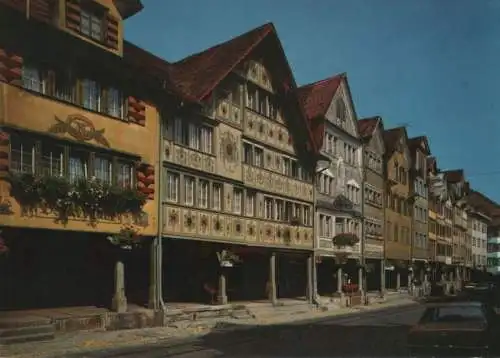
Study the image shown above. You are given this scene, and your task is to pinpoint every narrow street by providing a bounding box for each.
[57,303,424,358]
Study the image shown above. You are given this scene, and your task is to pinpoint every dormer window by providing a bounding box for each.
[80,9,103,41]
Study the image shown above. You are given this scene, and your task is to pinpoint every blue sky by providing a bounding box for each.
[125,0,500,202]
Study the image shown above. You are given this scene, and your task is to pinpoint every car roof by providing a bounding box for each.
[425,301,484,309]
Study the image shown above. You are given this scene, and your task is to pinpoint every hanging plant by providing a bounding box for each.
[8,172,146,224]
[217,249,242,267]
[107,224,143,250]
[332,233,359,247]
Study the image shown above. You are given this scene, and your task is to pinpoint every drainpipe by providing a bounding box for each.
[26,0,30,20]
[360,143,367,303]
[153,105,167,312]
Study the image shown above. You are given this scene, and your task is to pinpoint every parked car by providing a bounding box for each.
[407,301,496,357]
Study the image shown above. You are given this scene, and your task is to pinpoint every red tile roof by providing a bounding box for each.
[468,189,500,219]
[297,74,344,121]
[168,23,274,101]
[357,116,381,140]
[443,169,464,184]
[382,127,408,155]
[408,136,431,155]
[125,22,318,153]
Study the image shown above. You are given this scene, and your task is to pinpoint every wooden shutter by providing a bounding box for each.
[0,130,10,178]
[65,0,81,32]
[0,48,23,86]
[126,96,146,126]
[30,0,54,23]
[105,14,119,49]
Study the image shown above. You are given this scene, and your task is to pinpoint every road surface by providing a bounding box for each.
[59,303,425,358]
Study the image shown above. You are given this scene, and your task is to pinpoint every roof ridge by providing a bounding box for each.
[173,22,274,65]
[299,72,346,89]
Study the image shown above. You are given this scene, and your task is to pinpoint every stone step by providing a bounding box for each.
[0,331,55,345]
[0,324,55,338]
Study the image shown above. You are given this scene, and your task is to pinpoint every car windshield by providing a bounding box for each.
[422,306,486,323]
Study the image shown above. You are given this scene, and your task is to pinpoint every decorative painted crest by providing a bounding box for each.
[49,114,110,147]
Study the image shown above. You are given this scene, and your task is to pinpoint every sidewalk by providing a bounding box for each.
[3,295,417,358]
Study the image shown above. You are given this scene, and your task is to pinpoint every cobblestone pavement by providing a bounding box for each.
[3,296,416,358]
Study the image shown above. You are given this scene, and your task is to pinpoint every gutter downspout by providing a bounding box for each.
[154,105,167,313]
[360,143,367,303]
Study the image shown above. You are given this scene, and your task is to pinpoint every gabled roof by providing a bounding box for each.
[427,156,438,173]
[443,169,465,184]
[296,74,343,120]
[382,126,408,156]
[408,136,431,155]
[164,22,318,153]
[358,116,383,140]
[167,23,273,101]
[113,0,144,19]
[467,189,500,219]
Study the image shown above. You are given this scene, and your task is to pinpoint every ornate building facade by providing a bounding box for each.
[0,0,159,311]
[408,136,431,279]
[157,24,317,304]
[382,127,412,289]
[298,74,364,296]
[358,117,386,291]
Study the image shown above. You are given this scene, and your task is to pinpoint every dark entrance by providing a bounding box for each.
[0,228,113,310]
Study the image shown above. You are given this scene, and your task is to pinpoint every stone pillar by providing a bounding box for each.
[358,267,363,292]
[269,253,277,305]
[148,238,159,310]
[307,255,313,303]
[312,255,318,302]
[337,267,343,294]
[396,271,401,290]
[217,272,228,305]
[380,260,386,296]
[112,260,127,313]
[408,271,413,293]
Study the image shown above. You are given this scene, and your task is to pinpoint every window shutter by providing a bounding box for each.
[126,96,146,126]
[30,0,55,24]
[0,48,23,86]
[105,14,119,49]
[0,130,10,177]
[65,0,81,32]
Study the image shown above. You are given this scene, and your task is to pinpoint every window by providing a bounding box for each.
[54,70,74,102]
[68,150,89,183]
[40,143,64,177]
[254,147,263,167]
[283,157,291,176]
[10,135,36,174]
[166,172,179,202]
[106,87,124,118]
[264,197,273,219]
[231,84,241,106]
[303,206,311,226]
[243,143,253,164]
[116,161,133,188]
[246,190,256,216]
[188,123,200,150]
[212,183,222,210]
[233,188,243,214]
[325,216,331,237]
[200,126,213,153]
[93,156,112,184]
[336,98,346,123]
[81,79,101,111]
[80,9,103,41]
[22,64,45,93]
[275,200,284,221]
[184,176,195,206]
[198,179,209,208]
[246,86,258,111]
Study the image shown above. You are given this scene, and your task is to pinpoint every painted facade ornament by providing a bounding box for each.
[49,114,110,147]
[220,131,239,172]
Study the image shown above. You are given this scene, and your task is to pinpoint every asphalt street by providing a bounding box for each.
[59,303,425,358]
